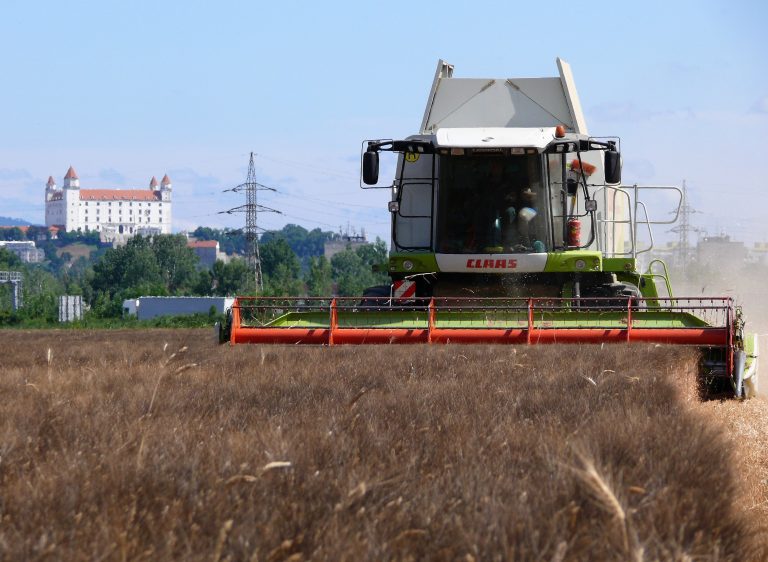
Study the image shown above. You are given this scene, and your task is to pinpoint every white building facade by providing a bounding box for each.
[0,240,45,263]
[45,166,172,242]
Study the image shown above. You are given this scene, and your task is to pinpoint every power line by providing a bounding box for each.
[257,153,359,180]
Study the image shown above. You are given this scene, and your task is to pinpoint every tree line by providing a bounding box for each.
[0,224,389,324]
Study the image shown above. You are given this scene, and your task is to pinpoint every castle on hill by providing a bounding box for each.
[45,166,172,242]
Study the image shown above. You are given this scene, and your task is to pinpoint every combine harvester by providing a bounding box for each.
[222,59,758,398]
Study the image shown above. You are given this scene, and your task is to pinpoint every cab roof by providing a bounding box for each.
[435,127,557,150]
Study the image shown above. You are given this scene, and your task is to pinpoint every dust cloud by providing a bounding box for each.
[667,245,768,394]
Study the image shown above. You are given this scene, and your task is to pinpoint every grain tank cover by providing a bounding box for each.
[420,58,588,135]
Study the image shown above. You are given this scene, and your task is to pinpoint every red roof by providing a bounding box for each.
[161,174,171,185]
[149,176,159,188]
[188,240,219,249]
[80,189,161,201]
[47,176,55,186]
[64,166,78,180]
[0,225,59,233]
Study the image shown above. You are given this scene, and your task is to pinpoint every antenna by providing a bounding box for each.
[220,152,281,292]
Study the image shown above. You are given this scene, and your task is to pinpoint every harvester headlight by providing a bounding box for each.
[403,260,414,271]
[388,201,400,213]
[575,259,586,270]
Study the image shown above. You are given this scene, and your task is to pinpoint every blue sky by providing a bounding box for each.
[1,0,766,244]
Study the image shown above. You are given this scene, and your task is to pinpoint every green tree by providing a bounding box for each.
[19,268,62,322]
[0,247,22,269]
[206,259,251,296]
[150,234,199,293]
[260,239,303,296]
[356,239,388,270]
[91,236,164,301]
[306,256,333,296]
[260,224,334,263]
[191,226,245,255]
[330,240,389,296]
[330,250,366,296]
[0,227,26,241]
[25,225,50,241]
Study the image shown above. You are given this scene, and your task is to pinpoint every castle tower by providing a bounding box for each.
[45,176,57,201]
[149,176,158,190]
[60,166,80,232]
[63,166,80,189]
[160,174,172,202]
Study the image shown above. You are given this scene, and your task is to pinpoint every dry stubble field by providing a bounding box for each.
[1,329,768,561]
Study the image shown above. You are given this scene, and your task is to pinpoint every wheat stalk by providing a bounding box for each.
[212,519,233,562]
[571,452,643,560]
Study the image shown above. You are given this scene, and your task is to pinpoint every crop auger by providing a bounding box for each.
[220,59,758,398]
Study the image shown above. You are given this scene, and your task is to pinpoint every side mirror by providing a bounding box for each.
[362,150,379,185]
[604,150,621,185]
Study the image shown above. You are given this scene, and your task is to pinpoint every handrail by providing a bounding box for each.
[592,185,634,257]
[591,184,683,259]
[646,259,674,301]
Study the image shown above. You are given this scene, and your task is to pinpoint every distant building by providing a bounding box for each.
[697,235,747,269]
[123,296,235,321]
[749,242,768,264]
[187,239,227,268]
[324,231,368,260]
[0,241,44,263]
[45,166,172,243]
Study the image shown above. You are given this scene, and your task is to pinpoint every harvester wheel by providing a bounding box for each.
[733,349,747,399]
[360,285,392,307]
[580,281,641,308]
[217,308,232,344]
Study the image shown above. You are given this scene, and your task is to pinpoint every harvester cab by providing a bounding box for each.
[224,59,758,399]
[362,127,626,303]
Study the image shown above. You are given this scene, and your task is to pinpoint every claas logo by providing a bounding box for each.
[466,258,518,269]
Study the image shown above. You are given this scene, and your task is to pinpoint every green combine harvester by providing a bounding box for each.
[222,59,758,398]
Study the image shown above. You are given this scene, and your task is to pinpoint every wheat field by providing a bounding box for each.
[1,329,767,561]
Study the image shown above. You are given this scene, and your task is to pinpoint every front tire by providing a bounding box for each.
[360,285,391,307]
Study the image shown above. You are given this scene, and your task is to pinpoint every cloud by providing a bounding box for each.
[263,174,298,187]
[167,168,222,196]
[344,153,361,164]
[622,159,656,181]
[0,169,45,223]
[751,95,768,114]
[665,61,702,77]
[588,102,643,122]
[588,103,695,123]
[97,168,126,185]
[0,169,33,182]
